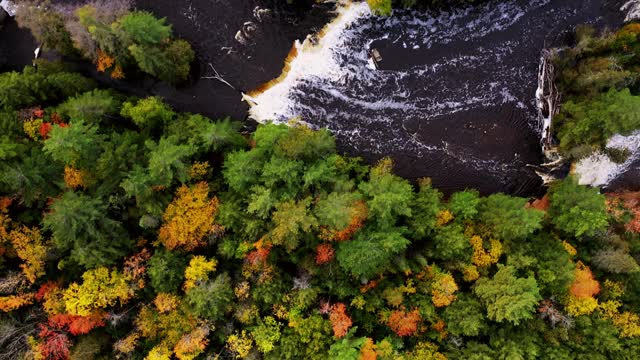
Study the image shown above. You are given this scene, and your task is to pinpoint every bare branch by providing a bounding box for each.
[201,63,237,91]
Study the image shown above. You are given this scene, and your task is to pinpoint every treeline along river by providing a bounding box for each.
[1,0,635,195]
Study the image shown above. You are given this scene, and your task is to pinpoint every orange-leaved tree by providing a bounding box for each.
[570,261,600,298]
[316,243,335,265]
[329,303,353,338]
[388,308,422,337]
[565,261,600,316]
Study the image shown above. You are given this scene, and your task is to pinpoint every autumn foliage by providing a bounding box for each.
[124,248,151,289]
[388,308,422,337]
[245,239,272,267]
[608,192,640,233]
[174,326,210,360]
[63,166,87,189]
[360,338,377,360]
[320,200,368,242]
[33,312,105,360]
[470,235,502,268]
[565,262,601,316]
[183,255,217,291]
[154,293,180,313]
[36,326,71,360]
[47,312,106,336]
[0,293,35,312]
[329,303,353,338]
[316,243,335,265]
[39,121,53,139]
[96,49,115,72]
[9,225,49,283]
[63,267,132,316]
[159,182,219,251]
[431,272,458,307]
[570,262,600,299]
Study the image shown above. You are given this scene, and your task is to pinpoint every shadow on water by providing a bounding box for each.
[0,17,36,72]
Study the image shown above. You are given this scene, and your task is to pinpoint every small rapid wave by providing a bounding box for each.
[622,0,640,21]
[574,131,640,187]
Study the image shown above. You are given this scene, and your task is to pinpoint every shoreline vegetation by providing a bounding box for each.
[552,23,640,161]
[13,0,194,85]
[0,1,640,360]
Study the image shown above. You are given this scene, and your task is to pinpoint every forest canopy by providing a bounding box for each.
[553,23,640,160]
[0,60,639,359]
[14,0,194,84]
[1,1,640,359]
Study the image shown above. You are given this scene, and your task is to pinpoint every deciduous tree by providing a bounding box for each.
[158,182,219,251]
[63,267,131,316]
[388,308,421,336]
[329,303,352,338]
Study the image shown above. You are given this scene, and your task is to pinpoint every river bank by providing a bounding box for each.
[0,0,636,194]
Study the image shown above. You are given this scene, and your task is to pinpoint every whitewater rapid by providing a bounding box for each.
[574,131,640,187]
[245,0,626,193]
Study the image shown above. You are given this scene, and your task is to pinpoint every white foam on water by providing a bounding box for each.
[248,1,372,122]
[622,0,640,22]
[574,131,640,186]
[0,0,17,16]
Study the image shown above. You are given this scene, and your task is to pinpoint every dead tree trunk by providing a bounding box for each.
[536,49,560,153]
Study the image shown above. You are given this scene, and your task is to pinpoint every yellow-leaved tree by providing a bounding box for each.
[158,182,219,251]
[431,271,458,307]
[183,256,217,291]
[9,225,50,283]
[64,267,132,316]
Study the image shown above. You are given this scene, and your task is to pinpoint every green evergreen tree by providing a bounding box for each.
[115,12,172,46]
[443,294,487,337]
[336,229,410,279]
[478,193,544,242]
[43,120,104,168]
[147,249,188,293]
[57,89,121,125]
[185,273,233,322]
[43,191,131,268]
[474,265,541,325]
[548,177,609,238]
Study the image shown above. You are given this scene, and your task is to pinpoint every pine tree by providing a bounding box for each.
[474,265,541,325]
[43,191,131,268]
